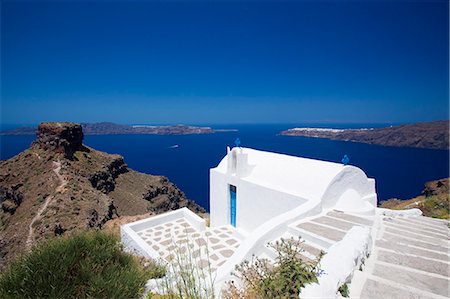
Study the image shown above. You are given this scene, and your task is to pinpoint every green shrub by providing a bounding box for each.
[224,237,324,299]
[420,194,449,219]
[338,283,349,297]
[0,231,164,299]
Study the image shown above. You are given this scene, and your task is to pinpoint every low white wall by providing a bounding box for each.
[378,208,422,217]
[300,226,372,299]
[121,225,159,259]
[210,169,306,233]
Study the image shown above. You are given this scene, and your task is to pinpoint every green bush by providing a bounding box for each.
[0,231,164,299]
[338,283,349,297]
[224,237,324,299]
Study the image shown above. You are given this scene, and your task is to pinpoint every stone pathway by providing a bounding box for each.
[26,161,67,248]
[260,210,374,265]
[351,214,450,299]
[136,218,242,272]
[291,210,373,249]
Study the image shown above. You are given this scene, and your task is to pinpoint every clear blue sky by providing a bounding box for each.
[1,0,448,125]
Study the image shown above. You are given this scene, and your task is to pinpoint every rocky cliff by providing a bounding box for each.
[281,120,449,150]
[379,178,449,219]
[0,122,205,269]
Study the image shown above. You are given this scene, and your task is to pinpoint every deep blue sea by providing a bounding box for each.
[1,124,448,211]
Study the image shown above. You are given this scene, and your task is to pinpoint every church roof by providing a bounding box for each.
[212,147,347,201]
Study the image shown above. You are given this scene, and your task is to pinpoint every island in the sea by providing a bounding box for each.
[280,120,449,150]
[0,122,237,136]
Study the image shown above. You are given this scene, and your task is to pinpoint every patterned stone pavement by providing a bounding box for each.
[136,218,241,272]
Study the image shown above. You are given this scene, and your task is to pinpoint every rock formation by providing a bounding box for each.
[34,122,84,159]
[0,122,205,269]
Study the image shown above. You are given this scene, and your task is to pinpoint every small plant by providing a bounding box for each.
[338,283,349,297]
[149,229,216,299]
[223,237,324,299]
[0,231,162,299]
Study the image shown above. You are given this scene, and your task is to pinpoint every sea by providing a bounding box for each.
[1,123,448,211]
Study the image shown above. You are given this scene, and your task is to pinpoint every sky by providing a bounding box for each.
[1,0,449,125]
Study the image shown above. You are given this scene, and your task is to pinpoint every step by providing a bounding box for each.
[391,218,449,236]
[288,224,334,249]
[311,215,358,231]
[375,239,449,262]
[360,278,437,299]
[383,218,449,239]
[371,263,450,297]
[326,210,373,226]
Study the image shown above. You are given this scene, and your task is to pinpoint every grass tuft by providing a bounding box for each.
[0,230,164,299]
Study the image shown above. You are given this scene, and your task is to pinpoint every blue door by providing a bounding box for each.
[229,185,237,227]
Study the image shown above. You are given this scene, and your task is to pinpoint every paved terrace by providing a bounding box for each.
[136,218,242,272]
[352,213,450,299]
[132,209,375,277]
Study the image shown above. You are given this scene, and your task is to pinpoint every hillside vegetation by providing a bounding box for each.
[380,178,449,219]
[0,231,165,299]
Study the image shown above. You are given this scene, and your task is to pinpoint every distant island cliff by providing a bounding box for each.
[280,120,449,150]
[0,122,237,136]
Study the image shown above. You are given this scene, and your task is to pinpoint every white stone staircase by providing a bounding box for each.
[253,210,375,267]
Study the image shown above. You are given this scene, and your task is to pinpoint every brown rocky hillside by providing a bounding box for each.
[379,178,449,219]
[281,120,449,150]
[0,122,205,269]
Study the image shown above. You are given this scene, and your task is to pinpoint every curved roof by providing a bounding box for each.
[213,147,348,201]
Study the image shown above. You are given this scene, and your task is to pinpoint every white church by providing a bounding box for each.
[210,146,377,233]
[121,145,446,298]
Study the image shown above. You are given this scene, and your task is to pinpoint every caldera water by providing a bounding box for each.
[1,124,448,211]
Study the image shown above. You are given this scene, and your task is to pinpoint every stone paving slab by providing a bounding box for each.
[360,278,434,299]
[383,219,449,239]
[377,249,450,277]
[385,227,449,248]
[137,219,241,271]
[376,239,449,262]
[358,279,432,299]
[412,216,450,226]
[326,210,373,226]
[373,263,450,297]
[301,241,323,258]
[296,222,346,242]
[388,217,449,235]
[311,216,356,231]
[383,232,449,253]
[400,217,450,231]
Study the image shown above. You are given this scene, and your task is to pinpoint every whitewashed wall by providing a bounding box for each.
[210,169,307,232]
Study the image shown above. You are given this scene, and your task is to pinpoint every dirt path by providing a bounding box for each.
[26,161,67,248]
